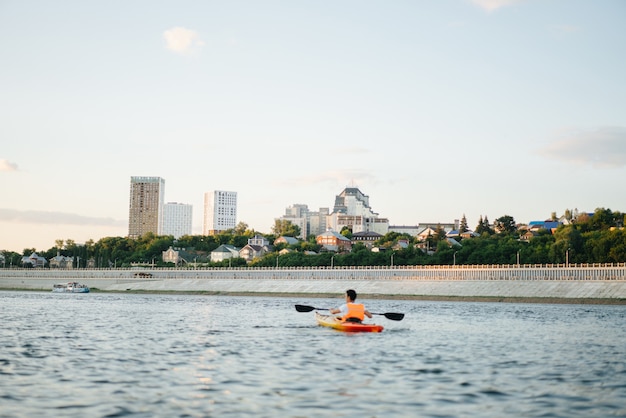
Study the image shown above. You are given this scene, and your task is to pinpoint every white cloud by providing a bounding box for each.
[0,159,18,171]
[537,127,626,168]
[280,169,378,187]
[470,0,524,12]
[550,24,580,34]
[163,27,204,55]
[337,146,370,155]
[549,24,582,38]
[0,208,125,227]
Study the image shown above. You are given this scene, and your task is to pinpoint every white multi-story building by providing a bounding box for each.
[128,176,165,239]
[279,204,330,239]
[279,204,308,239]
[308,207,330,237]
[162,202,193,239]
[327,186,389,235]
[203,190,237,235]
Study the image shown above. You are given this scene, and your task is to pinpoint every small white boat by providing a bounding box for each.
[52,282,90,293]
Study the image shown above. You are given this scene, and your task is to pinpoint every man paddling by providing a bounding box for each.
[329,289,373,323]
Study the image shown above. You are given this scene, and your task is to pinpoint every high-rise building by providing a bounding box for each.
[279,204,308,239]
[327,186,389,235]
[203,190,237,235]
[128,176,165,238]
[278,204,329,239]
[308,207,330,237]
[162,202,193,239]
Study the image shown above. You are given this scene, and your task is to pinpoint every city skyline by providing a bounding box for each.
[2,1,625,252]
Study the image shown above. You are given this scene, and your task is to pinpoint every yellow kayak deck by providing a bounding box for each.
[315,312,384,333]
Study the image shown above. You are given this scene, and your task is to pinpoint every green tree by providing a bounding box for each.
[459,214,469,233]
[606,229,626,262]
[272,219,301,237]
[433,224,446,242]
[475,215,492,235]
[494,215,516,234]
[233,222,253,236]
[553,225,584,263]
[588,208,620,230]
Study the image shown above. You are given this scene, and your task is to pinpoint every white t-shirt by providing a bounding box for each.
[337,303,349,316]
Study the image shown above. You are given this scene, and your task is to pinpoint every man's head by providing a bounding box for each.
[346,289,357,302]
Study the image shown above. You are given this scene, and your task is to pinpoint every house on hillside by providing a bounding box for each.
[210,245,240,262]
[240,244,271,262]
[417,227,438,241]
[274,236,299,246]
[248,234,270,247]
[519,230,538,242]
[316,229,352,252]
[393,239,410,250]
[460,230,479,239]
[163,246,207,266]
[528,221,561,233]
[239,235,273,262]
[21,252,47,268]
[49,252,74,269]
[351,231,382,249]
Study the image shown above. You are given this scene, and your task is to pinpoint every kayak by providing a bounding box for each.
[315,312,384,333]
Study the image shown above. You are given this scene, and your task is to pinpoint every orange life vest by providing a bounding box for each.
[342,303,365,322]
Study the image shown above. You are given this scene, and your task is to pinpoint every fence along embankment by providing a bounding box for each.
[2,263,626,280]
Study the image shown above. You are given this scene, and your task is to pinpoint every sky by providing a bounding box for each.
[1,0,625,253]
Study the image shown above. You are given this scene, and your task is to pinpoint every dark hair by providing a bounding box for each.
[346,289,357,301]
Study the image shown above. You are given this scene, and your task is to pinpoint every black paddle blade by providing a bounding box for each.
[371,312,405,321]
[383,312,404,321]
[295,304,317,312]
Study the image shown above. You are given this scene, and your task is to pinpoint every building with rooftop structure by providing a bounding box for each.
[326,186,389,235]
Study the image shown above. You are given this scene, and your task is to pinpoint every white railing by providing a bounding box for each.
[1,264,625,281]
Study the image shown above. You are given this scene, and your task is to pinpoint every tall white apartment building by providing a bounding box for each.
[162,202,193,239]
[128,176,165,239]
[203,190,237,235]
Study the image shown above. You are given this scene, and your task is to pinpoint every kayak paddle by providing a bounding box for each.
[294,304,405,321]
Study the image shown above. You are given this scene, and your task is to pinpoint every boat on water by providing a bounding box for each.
[315,312,384,333]
[52,282,90,293]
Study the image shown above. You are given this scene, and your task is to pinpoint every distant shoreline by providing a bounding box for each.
[3,287,624,305]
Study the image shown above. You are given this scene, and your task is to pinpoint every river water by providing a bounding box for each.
[1,291,624,417]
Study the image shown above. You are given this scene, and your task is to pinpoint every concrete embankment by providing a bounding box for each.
[1,266,625,304]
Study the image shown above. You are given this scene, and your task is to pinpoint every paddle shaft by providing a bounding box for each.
[294,304,404,321]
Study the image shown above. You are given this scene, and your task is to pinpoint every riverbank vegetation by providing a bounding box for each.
[2,208,624,268]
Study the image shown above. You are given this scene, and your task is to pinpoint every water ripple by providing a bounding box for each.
[0,292,625,417]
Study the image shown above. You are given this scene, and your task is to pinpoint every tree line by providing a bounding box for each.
[2,207,624,268]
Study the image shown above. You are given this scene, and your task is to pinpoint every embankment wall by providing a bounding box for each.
[1,265,625,303]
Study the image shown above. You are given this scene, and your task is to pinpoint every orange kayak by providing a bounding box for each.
[315,312,384,333]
